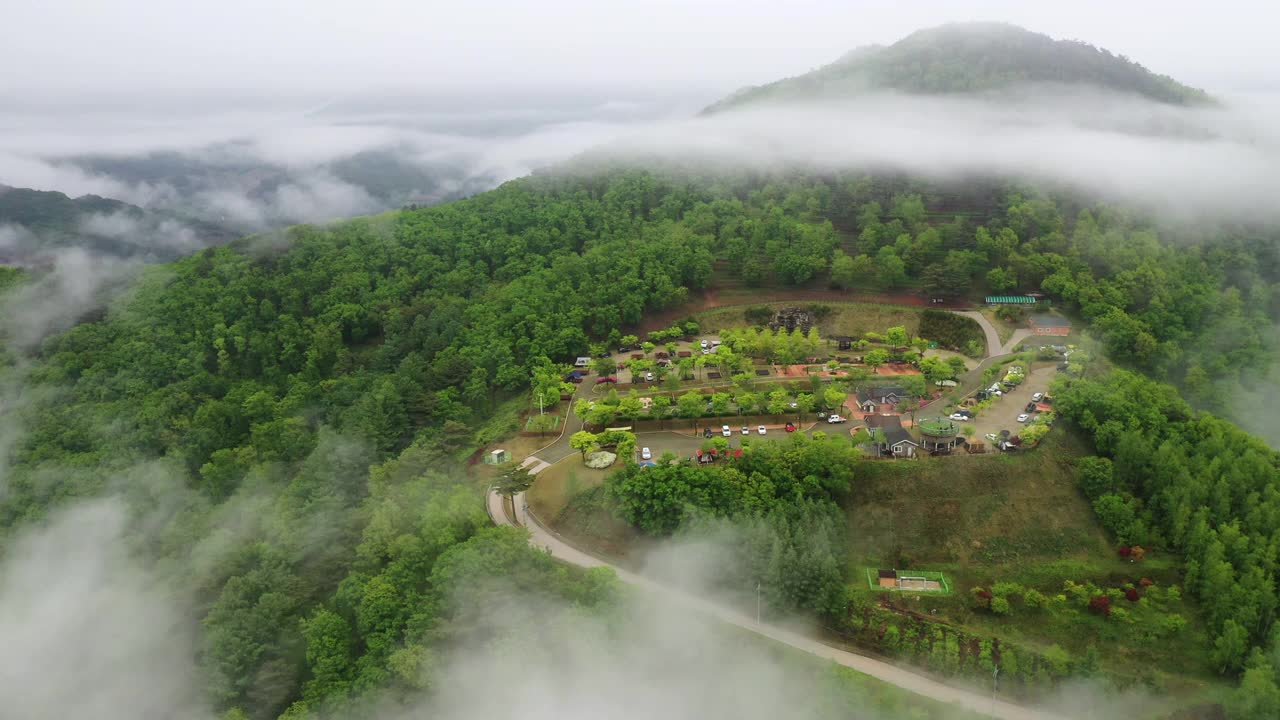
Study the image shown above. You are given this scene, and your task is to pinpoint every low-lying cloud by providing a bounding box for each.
[0,499,211,720]
[5,87,1277,236]
[573,87,1280,224]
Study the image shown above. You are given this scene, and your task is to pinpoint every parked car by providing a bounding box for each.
[1017,413,1030,423]
[703,428,714,438]
[1025,402,1037,413]
[949,412,968,421]
[989,388,1002,397]
[700,340,709,349]
[595,375,617,384]
[758,425,767,435]
[784,422,796,433]
[826,415,846,424]
[1031,392,1044,402]
[616,345,632,353]
[741,426,749,435]
[641,447,651,460]
[722,425,731,437]
[789,401,798,409]
[701,348,711,355]
[985,433,998,442]
[817,411,827,419]
[644,372,655,382]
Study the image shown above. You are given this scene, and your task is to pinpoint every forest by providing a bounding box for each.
[1053,370,1280,712]
[1,160,1279,717]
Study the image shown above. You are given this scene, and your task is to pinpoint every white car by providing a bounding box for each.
[640,447,651,460]
[758,425,767,435]
[949,412,968,421]
[826,415,846,424]
[985,433,998,442]
[700,340,709,349]
[1017,413,1030,423]
[644,372,654,382]
[701,348,711,355]
[1031,392,1044,402]
[741,426,749,435]
[989,388,1002,397]
[722,425,731,437]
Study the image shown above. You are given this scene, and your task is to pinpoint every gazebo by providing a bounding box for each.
[917,417,960,453]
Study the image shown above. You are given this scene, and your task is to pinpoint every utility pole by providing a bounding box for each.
[756,582,761,624]
[991,665,1000,716]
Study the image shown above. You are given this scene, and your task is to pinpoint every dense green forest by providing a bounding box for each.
[2,159,1280,717]
[705,22,1210,113]
[1054,371,1280,698]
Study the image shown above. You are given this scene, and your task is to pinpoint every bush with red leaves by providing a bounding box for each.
[1118,546,1132,557]
[1125,588,1141,602]
[1089,595,1112,616]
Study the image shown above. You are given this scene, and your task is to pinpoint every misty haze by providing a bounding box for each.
[2,3,1280,720]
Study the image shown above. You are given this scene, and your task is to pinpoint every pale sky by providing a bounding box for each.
[3,0,1278,108]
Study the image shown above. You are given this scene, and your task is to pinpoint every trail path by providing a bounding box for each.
[486,475,1066,720]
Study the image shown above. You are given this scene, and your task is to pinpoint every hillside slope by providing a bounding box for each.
[0,184,235,264]
[705,23,1210,113]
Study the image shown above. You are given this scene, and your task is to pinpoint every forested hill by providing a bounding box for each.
[704,23,1211,113]
[0,184,235,263]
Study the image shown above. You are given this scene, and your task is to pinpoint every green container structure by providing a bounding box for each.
[917,417,960,453]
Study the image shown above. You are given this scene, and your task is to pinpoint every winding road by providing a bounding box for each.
[484,300,1067,719]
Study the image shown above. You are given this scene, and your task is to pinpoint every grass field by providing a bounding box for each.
[528,458,609,521]
[693,301,924,339]
[527,458,643,561]
[845,430,1221,695]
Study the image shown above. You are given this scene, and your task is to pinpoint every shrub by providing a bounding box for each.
[991,597,1012,615]
[1139,577,1154,587]
[1023,589,1046,609]
[1124,588,1141,602]
[1088,595,1112,616]
[1159,614,1187,637]
[970,587,993,609]
[992,581,1024,600]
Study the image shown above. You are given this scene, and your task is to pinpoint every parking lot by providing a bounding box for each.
[631,419,842,462]
[967,365,1057,446]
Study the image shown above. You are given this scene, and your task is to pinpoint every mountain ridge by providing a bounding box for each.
[704,22,1211,113]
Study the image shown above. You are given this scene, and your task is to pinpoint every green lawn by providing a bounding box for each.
[845,431,1223,699]
[693,301,925,339]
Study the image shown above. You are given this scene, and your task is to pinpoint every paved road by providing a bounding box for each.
[953,310,1001,359]
[486,479,1067,720]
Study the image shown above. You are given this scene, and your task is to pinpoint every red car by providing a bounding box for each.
[784,422,796,433]
[595,375,617,384]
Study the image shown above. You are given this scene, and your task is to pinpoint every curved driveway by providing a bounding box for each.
[486,481,1066,720]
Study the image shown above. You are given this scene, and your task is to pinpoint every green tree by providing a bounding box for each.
[677,391,704,419]
[1228,660,1280,720]
[570,431,599,459]
[864,349,889,372]
[651,395,673,427]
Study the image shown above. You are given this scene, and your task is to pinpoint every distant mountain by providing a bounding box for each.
[704,23,1211,113]
[0,184,235,265]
